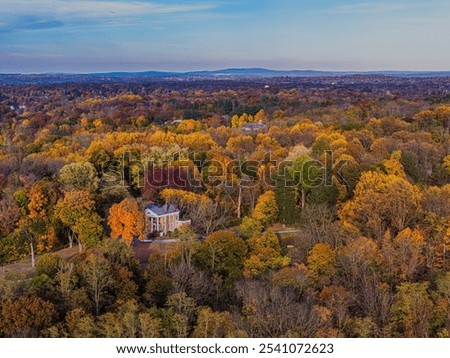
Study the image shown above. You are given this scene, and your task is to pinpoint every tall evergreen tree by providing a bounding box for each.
[275,174,300,225]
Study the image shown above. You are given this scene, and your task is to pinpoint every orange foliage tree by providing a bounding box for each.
[108,198,144,245]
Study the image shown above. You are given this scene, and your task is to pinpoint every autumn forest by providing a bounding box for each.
[0,75,449,338]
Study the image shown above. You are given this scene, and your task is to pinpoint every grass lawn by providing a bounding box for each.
[0,246,80,278]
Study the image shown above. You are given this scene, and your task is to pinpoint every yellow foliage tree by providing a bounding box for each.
[244,230,290,278]
[252,190,279,227]
[307,243,336,279]
[254,109,266,123]
[382,150,406,177]
[193,307,246,338]
[226,135,254,156]
[230,112,255,127]
[176,119,202,133]
[230,114,240,128]
[160,188,198,213]
[339,170,422,240]
[443,155,450,176]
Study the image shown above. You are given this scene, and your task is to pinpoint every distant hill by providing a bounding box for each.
[183,68,340,77]
[95,68,450,78]
[1,68,449,84]
[99,68,450,78]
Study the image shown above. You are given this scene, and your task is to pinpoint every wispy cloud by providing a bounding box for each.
[324,2,427,14]
[0,0,216,32]
[0,17,64,33]
[0,0,215,17]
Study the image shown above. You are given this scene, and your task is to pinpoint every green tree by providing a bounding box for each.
[56,190,103,251]
[290,153,337,209]
[275,173,300,225]
[389,282,432,337]
[59,162,99,192]
[139,311,163,338]
[239,216,263,239]
[64,308,97,338]
[17,217,47,268]
[194,231,247,287]
[193,307,245,338]
[144,254,172,307]
[80,254,111,316]
[98,300,140,338]
[166,292,197,328]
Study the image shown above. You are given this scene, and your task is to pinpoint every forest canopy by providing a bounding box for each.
[0,76,449,338]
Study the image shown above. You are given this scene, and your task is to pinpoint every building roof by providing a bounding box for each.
[242,122,266,131]
[145,203,179,216]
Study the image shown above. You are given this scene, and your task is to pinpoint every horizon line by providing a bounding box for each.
[1,67,450,76]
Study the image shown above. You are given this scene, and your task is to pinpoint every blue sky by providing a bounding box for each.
[0,0,449,73]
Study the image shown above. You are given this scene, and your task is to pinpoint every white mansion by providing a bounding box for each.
[144,203,191,236]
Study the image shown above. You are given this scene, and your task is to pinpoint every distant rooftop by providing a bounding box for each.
[243,122,266,131]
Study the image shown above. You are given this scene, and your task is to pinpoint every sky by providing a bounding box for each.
[0,0,449,73]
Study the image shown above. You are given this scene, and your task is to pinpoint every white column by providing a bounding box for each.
[150,217,154,232]
[156,217,160,232]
